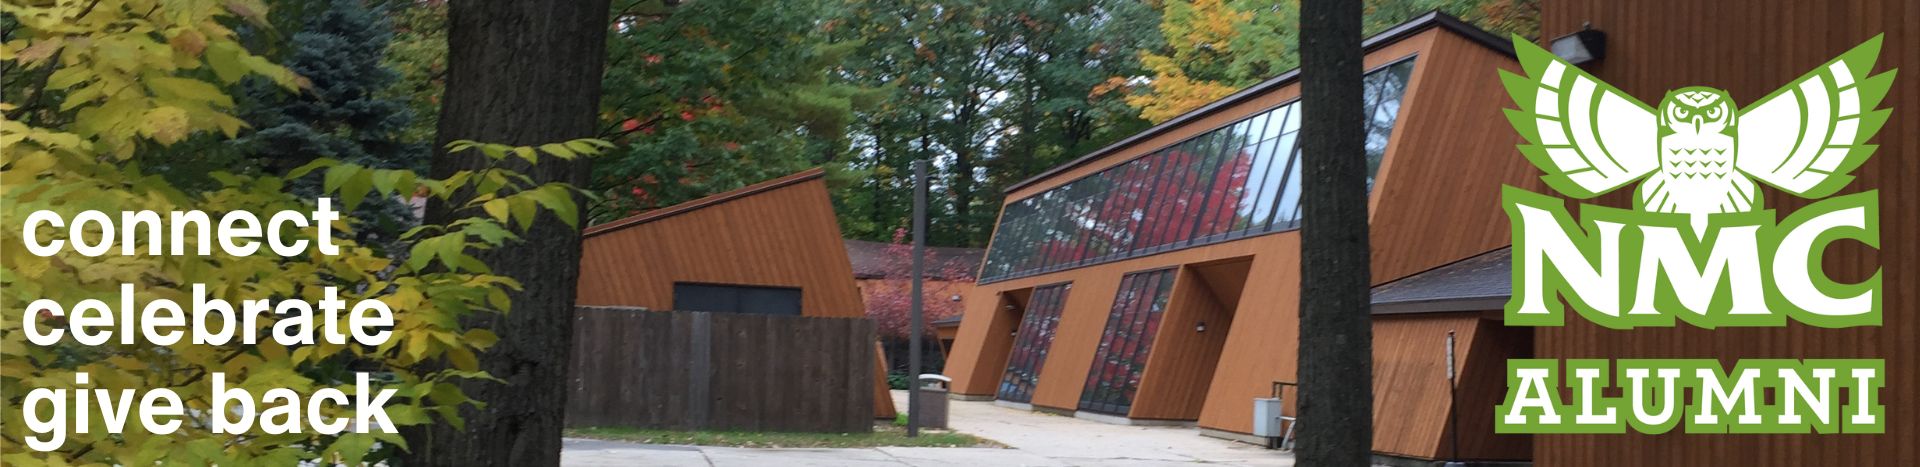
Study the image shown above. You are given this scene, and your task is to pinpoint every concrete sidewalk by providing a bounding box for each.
[561,438,1061,466]
[559,391,1294,466]
[906,390,1291,466]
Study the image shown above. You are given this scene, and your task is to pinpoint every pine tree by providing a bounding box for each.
[238,0,423,251]
[242,0,419,173]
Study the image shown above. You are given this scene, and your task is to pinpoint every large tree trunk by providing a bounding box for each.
[403,1,609,465]
[1295,0,1372,465]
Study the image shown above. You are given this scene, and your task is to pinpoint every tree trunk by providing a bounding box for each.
[1296,0,1372,465]
[403,1,609,465]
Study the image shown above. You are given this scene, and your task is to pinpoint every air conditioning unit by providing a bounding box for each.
[1252,397,1284,437]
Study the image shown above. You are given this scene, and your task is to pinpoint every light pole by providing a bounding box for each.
[907,159,928,437]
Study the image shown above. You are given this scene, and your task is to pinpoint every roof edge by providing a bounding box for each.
[583,167,828,238]
[1003,10,1512,195]
[1371,297,1509,315]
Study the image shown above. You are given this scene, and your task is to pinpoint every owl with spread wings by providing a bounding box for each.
[1501,35,1895,234]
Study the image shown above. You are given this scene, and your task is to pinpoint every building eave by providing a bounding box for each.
[583,168,827,238]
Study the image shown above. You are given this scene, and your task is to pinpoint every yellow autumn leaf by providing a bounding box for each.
[140,106,192,145]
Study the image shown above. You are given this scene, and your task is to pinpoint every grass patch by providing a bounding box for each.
[566,423,1002,449]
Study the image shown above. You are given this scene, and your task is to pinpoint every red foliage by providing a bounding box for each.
[1019,147,1253,271]
[861,229,977,339]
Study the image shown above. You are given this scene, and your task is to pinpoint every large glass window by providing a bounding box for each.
[997,283,1073,403]
[980,59,1416,283]
[1077,269,1177,415]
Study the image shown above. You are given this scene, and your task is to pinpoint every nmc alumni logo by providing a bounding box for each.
[1492,35,1894,435]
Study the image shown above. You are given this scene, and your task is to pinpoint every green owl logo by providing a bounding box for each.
[1500,35,1895,234]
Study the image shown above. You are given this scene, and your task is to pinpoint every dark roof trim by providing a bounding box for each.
[1003,11,1511,194]
[1372,297,1509,315]
[583,168,827,238]
[1369,246,1513,315]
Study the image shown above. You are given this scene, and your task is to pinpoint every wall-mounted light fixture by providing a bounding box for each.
[1196,321,1208,333]
[951,294,964,302]
[1549,24,1606,66]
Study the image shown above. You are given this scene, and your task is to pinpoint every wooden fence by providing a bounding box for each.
[565,307,876,432]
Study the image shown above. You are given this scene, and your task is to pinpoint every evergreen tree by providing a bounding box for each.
[242,0,420,174]
[239,0,423,251]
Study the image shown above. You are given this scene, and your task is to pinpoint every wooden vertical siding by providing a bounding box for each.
[945,289,1029,395]
[1128,260,1246,420]
[1534,0,1919,465]
[1194,25,1543,446]
[576,170,864,318]
[1370,313,1532,461]
[945,19,1543,461]
[574,169,896,418]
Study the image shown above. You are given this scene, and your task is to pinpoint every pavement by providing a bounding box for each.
[562,390,1293,466]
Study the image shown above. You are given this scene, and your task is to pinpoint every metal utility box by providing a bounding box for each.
[1252,397,1284,437]
[913,374,952,429]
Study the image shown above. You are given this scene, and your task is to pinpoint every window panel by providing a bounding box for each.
[1026,194,1057,273]
[1150,146,1197,249]
[1258,105,1288,141]
[1171,133,1225,245]
[1361,60,1415,190]
[1114,158,1153,256]
[998,283,1072,403]
[1269,147,1305,231]
[1253,130,1299,230]
[1128,150,1177,252]
[1082,273,1139,412]
[977,59,1417,283]
[1233,107,1286,231]
[1281,102,1303,134]
[1077,269,1176,415]
[1065,173,1109,264]
[1195,121,1254,239]
[1039,190,1070,270]
[1088,162,1129,260]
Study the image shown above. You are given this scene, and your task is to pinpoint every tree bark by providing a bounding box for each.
[1296,0,1372,465]
[403,1,609,465]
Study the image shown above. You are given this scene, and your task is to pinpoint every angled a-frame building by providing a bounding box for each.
[943,12,1537,462]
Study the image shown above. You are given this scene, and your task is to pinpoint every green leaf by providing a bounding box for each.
[372,169,407,195]
[340,168,375,211]
[564,139,599,155]
[481,199,509,222]
[323,164,359,193]
[527,185,580,229]
[206,42,248,83]
[480,144,507,161]
[288,158,338,179]
[464,329,500,349]
[509,197,537,231]
[148,76,234,107]
[538,143,577,160]
[327,433,376,467]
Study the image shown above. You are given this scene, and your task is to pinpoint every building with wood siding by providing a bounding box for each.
[1531,0,1918,465]
[943,13,1537,462]
[576,168,897,419]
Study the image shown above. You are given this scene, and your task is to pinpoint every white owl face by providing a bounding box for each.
[1659,87,1737,136]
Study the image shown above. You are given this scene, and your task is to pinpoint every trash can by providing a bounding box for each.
[913,374,952,429]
